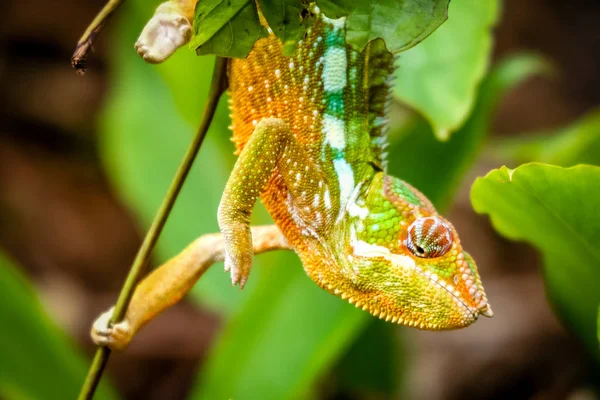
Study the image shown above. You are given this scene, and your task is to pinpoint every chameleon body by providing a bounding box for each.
[92,0,492,350]
[222,11,492,328]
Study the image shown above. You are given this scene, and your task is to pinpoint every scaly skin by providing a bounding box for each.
[225,12,493,328]
[92,0,492,351]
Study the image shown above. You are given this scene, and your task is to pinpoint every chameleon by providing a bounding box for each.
[92,0,493,350]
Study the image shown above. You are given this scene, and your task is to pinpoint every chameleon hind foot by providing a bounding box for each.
[91,307,133,351]
[135,1,193,63]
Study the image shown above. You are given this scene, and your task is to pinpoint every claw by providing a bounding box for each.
[179,25,192,36]
[224,250,252,288]
[224,255,231,272]
[90,306,133,351]
[174,15,188,25]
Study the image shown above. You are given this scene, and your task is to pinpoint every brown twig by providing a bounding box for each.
[71,0,124,75]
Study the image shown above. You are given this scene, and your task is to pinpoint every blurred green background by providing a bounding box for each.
[1,0,599,399]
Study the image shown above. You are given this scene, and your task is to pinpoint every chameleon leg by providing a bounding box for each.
[91,224,289,351]
[218,118,326,287]
[135,0,198,63]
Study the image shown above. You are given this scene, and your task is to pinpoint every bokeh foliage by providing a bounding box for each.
[393,0,499,139]
[4,0,599,398]
[493,109,600,167]
[389,54,547,211]
[0,253,119,400]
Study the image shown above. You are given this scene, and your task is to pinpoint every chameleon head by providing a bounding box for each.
[336,173,493,329]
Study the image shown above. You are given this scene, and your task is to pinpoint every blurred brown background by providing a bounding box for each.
[1,0,599,399]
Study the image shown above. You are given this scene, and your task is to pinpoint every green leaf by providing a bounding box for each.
[393,0,500,140]
[319,0,450,53]
[471,164,600,361]
[190,0,450,58]
[388,54,548,211]
[493,109,600,167]
[257,0,315,55]
[190,0,268,58]
[313,0,352,18]
[0,253,119,400]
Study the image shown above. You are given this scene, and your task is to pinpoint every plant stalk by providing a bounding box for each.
[77,56,228,400]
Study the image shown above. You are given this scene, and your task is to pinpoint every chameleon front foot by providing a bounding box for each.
[135,2,193,64]
[91,306,133,351]
[224,256,252,288]
[221,222,254,288]
[218,119,301,289]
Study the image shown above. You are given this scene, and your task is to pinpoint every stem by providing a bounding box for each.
[71,0,124,75]
[77,57,228,400]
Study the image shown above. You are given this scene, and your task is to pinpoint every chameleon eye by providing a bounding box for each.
[406,217,453,258]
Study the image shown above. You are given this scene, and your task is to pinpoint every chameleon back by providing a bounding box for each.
[228,13,394,185]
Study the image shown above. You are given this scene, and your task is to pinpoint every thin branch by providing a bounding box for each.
[71,0,124,75]
[77,56,229,400]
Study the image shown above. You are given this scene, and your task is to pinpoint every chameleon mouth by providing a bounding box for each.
[414,267,477,321]
[323,266,479,330]
[332,284,475,330]
[416,267,494,320]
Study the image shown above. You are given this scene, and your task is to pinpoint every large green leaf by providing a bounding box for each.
[0,253,118,400]
[190,0,449,57]
[257,0,315,55]
[388,54,548,211]
[319,0,450,53]
[393,0,499,140]
[493,109,600,167]
[190,0,268,58]
[471,164,600,360]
